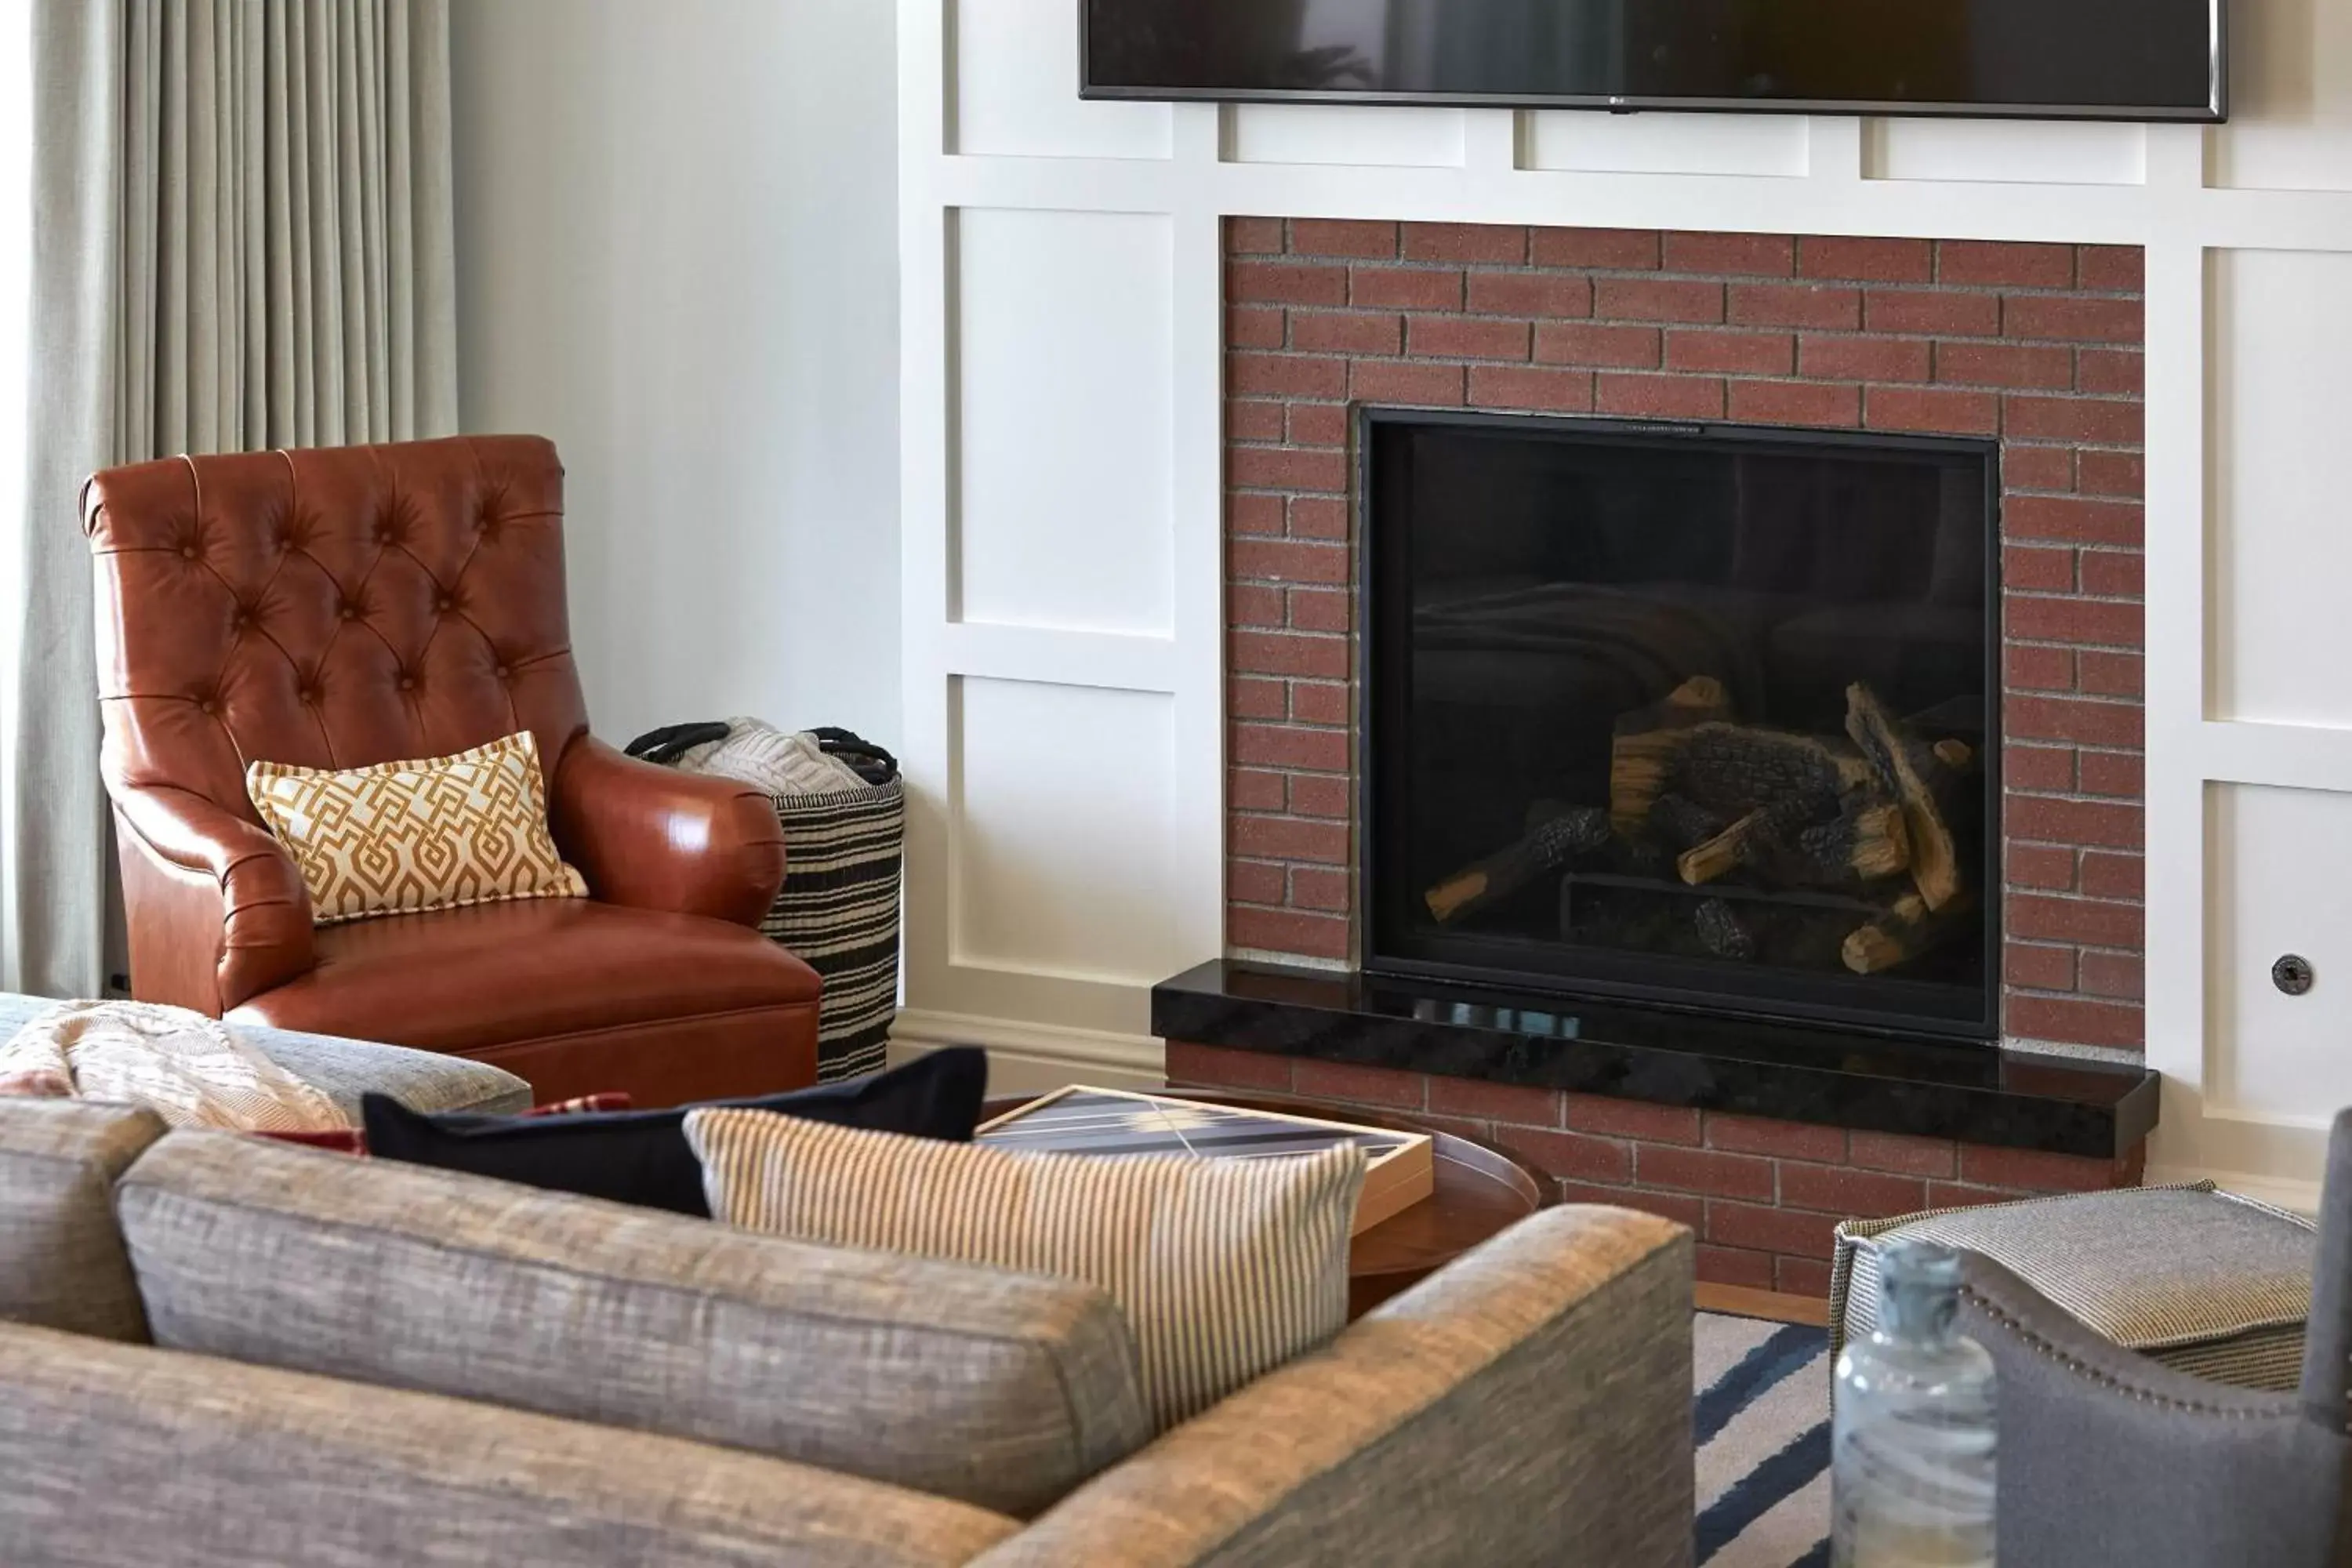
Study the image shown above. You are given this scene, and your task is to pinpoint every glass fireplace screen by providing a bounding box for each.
[1359,410,1999,1039]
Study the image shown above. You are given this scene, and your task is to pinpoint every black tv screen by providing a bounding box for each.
[1083,0,2225,122]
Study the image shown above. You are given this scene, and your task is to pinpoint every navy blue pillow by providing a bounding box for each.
[360,1048,988,1216]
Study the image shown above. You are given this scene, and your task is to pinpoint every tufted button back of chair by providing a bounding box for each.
[84,435,590,819]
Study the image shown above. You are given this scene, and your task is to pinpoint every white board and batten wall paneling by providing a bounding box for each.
[899,0,2352,1202]
[1529,111,1809,178]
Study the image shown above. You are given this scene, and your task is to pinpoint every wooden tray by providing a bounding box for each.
[978,1084,1435,1234]
[981,1090,1547,1319]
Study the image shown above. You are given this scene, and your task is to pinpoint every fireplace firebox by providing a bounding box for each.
[1359,408,2000,1041]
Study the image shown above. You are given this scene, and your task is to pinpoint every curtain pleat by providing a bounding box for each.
[122,0,452,454]
[11,0,456,996]
[12,2,122,1002]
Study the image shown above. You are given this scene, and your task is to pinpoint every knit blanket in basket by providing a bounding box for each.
[0,999,349,1132]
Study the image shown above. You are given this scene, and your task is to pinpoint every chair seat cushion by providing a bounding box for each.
[229,898,820,1055]
[1831,1183,2318,1392]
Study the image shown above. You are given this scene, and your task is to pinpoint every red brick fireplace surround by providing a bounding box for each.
[1176,219,2150,1294]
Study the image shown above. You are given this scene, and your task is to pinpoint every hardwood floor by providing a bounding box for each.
[1694,1282,1831,1327]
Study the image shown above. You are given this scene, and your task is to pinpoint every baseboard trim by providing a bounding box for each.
[2147,1163,2321,1217]
[890,1009,1166,1095]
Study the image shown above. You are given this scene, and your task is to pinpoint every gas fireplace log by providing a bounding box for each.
[1619,674,1733,735]
[1668,790,1908,891]
[1677,809,1771,886]
[1671,723,1880,822]
[1525,798,1578,833]
[1617,684,1881,832]
[1795,796,1912,884]
[1650,793,1729,852]
[1610,676,1733,829]
[1844,683,1965,911]
[1768,906,1870,971]
[1530,798,1675,877]
[1842,890,1976,975]
[1424,806,1613,924]
[1693,898,1755,961]
[1616,718,1879,832]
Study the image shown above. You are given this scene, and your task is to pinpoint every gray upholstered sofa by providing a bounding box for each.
[0,1093,1696,1566]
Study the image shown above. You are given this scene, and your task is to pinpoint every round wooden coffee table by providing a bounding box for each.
[981,1091,1548,1319]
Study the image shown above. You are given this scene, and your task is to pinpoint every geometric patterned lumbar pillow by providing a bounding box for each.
[684,1105,1367,1430]
[246,731,586,926]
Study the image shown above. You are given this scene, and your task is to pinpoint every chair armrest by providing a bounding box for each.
[111,786,312,1013]
[1955,1253,2343,1568]
[547,735,786,926]
[977,1207,1695,1568]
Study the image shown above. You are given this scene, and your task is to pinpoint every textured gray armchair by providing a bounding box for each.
[1952,1109,2352,1568]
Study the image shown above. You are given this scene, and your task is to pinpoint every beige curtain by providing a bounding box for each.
[12,0,456,996]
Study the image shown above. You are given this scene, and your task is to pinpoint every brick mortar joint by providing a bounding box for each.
[2005,884,2148,904]
[2002,637,2147,653]
[1237,340,2146,361]
[2009,985,2140,1004]
[1246,252,2143,292]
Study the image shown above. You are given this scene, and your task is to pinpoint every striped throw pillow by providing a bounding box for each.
[685,1107,1366,1428]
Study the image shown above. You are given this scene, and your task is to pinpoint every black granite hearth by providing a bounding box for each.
[1152,959,2158,1158]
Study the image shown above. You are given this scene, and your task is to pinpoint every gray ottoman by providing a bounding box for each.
[0,993,531,1121]
[1831,1182,2318,1392]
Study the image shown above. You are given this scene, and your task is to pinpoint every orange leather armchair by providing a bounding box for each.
[83,435,821,1105]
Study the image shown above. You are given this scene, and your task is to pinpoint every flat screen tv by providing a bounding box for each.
[1082,0,2225,122]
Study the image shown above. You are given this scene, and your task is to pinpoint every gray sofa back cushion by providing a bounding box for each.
[0,1098,166,1340]
[0,1319,1018,1567]
[117,1131,1152,1516]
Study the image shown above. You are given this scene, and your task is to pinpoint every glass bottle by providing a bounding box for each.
[1831,1238,1998,1566]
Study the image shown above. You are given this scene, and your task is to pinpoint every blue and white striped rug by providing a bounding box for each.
[1695,1311,1832,1567]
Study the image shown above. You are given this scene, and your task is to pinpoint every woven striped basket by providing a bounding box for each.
[762,778,904,1080]
[625,724,903,1081]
